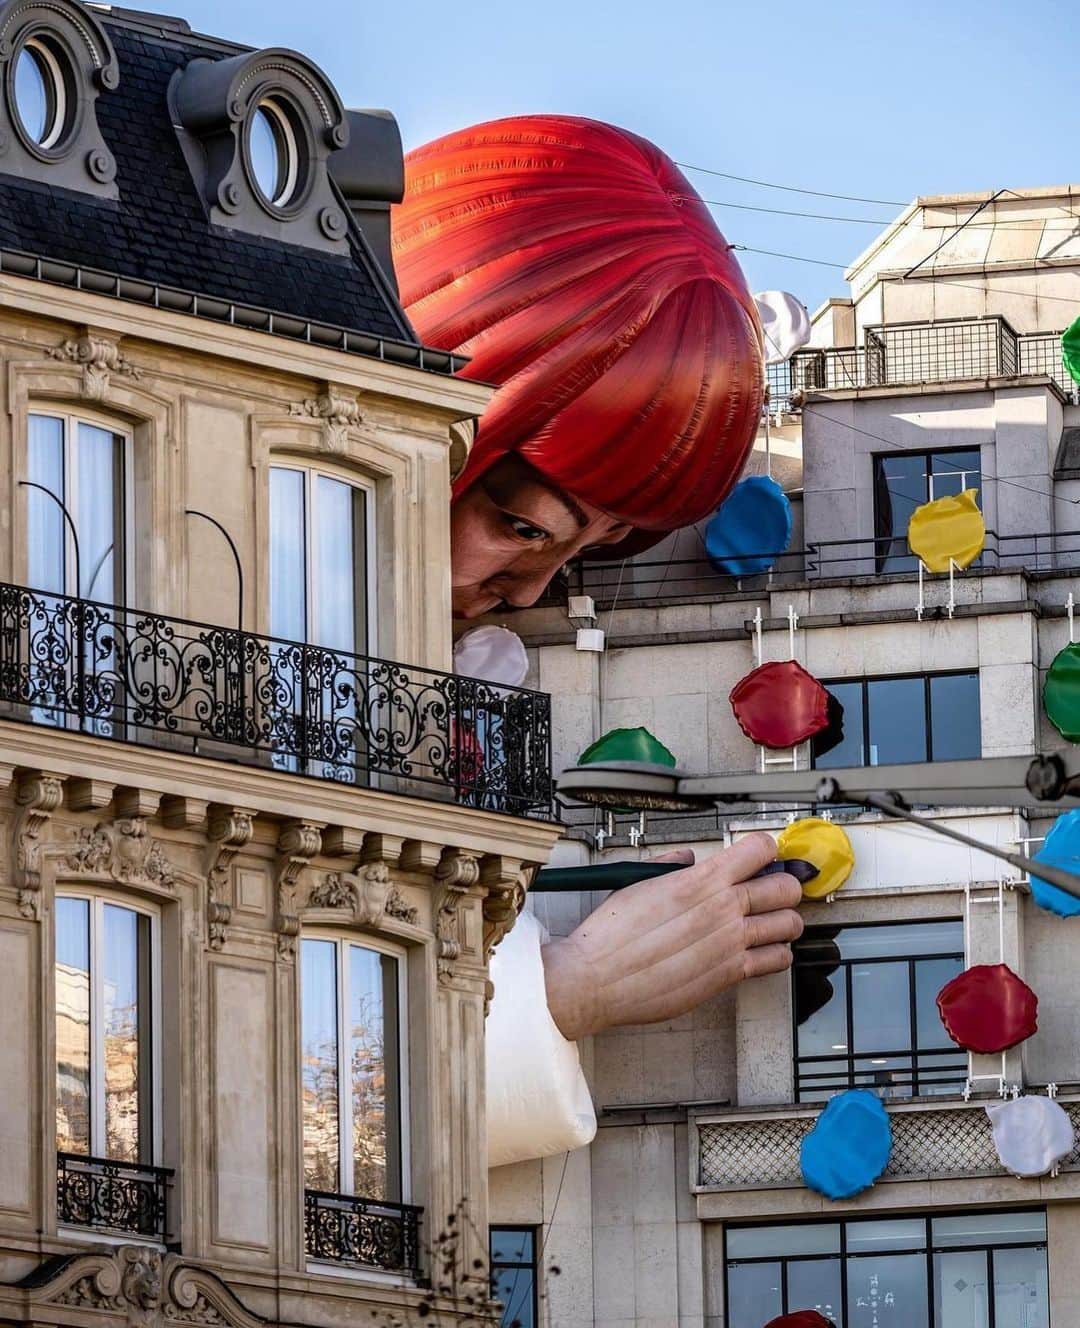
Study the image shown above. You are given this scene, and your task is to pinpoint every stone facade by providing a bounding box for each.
[0,249,561,1325]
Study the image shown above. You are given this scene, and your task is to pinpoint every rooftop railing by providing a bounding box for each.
[766,317,1077,411]
[539,527,1080,609]
[0,582,553,819]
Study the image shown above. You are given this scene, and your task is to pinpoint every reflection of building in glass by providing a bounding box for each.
[55,961,90,1155]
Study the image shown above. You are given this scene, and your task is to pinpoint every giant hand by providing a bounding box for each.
[540,833,803,1041]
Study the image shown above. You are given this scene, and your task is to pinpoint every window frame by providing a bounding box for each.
[791,918,967,1102]
[811,670,981,770]
[490,1225,539,1328]
[299,929,410,1203]
[723,1208,1048,1328]
[26,407,134,606]
[268,461,377,659]
[53,889,163,1168]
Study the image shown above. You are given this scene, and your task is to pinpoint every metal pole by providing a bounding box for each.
[20,480,83,728]
[184,510,244,635]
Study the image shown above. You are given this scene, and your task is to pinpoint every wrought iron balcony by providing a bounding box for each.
[766,317,1077,411]
[304,1189,422,1274]
[692,1093,1080,1193]
[0,582,553,819]
[56,1152,172,1240]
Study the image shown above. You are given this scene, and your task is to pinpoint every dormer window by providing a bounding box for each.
[170,47,352,254]
[0,0,119,197]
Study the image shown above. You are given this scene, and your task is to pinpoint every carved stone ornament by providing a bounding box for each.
[386,886,420,926]
[47,330,141,401]
[276,820,323,957]
[434,849,480,984]
[309,861,420,929]
[12,771,65,919]
[204,807,255,951]
[12,1245,265,1328]
[66,818,177,890]
[288,386,365,454]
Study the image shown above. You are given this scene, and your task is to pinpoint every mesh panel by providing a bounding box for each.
[698,1100,1080,1189]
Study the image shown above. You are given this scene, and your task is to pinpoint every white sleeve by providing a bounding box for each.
[486,909,597,1168]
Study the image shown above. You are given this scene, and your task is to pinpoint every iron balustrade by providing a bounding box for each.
[537,526,1080,608]
[304,1189,422,1274]
[56,1152,172,1240]
[0,582,553,818]
[762,318,1077,411]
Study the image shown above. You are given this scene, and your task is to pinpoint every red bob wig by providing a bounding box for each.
[392,115,764,535]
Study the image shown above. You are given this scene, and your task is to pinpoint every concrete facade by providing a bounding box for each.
[488,189,1080,1325]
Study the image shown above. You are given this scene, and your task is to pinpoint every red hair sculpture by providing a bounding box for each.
[392,115,764,539]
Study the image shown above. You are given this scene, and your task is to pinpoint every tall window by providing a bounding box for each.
[724,1210,1048,1328]
[812,673,980,769]
[55,895,156,1164]
[793,921,966,1102]
[874,447,981,573]
[490,1227,538,1328]
[269,466,370,655]
[300,936,404,1201]
[28,412,127,602]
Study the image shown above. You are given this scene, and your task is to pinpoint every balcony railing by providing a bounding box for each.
[0,582,553,818]
[56,1152,172,1240]
[693,1094,1080,1193]
[539,525,1080,608]
[304,1189,422,1274]
[766,317,1077,411]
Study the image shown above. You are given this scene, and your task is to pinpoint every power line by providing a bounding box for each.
[684,195,893,225]
[675,161,907,208]
[731,244,849,270]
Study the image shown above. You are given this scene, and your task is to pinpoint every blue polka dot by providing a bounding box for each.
[801,1090,892,1200]
[705,476,792,577]
[1031,811,1080,918]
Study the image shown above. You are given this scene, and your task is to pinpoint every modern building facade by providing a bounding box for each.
[489,187,1080,1325]
[0,4,559,1327]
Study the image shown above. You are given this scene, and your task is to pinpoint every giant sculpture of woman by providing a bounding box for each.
[392,116,803,1165]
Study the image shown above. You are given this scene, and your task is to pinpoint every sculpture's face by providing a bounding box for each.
[450,454,631,619]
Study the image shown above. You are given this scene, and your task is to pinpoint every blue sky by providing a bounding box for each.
[132,0,1075,313]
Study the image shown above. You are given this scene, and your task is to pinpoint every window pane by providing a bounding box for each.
[55,897,91,1155]
[846,1218,926,1253]
[492,1228,535,1264]
[787,1258,842,1325]
[301,938,339,1191]
[867,677,927,766]
[270,467,306,641]
[349,945,400,1200]
[794,940,848,1060]
[726,1224,840,1258]
[28,414,65,594]
[839,922,963,961]
[854,1054,914,1098]
[993,1246,1049,1327]
[930,448,981,499]
[852,960,910,1054]
[935,1249,989,1327]
[875,453,928,541]
[813,681,865,770]
[493,1265,535,1328]
[847,1252,928,1326]
[727,1262,783,1328]
[916,956,964,1049]
[930,673,981,761]
[77,423,124,602]
[102,904,146,1163]
[314,476,365,654]
[932,1211,1047,1247]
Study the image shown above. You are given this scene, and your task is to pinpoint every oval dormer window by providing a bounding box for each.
[13,36,68,151]
[248,96,301,210]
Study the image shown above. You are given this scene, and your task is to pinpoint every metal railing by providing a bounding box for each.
[0,582,553,818]
[765,318,1077,411]
[56,1152,172,1240]
[305,1189,422,1274]
[539,526,1080,608]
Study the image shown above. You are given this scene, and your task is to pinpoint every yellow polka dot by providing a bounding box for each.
[777,817,855,899]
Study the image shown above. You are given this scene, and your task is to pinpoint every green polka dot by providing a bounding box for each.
[1045,642,1080,742]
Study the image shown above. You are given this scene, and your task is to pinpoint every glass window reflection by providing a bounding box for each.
[55,897,91,1155]
[301,938,339,1191]
[490,1227,537,1328]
